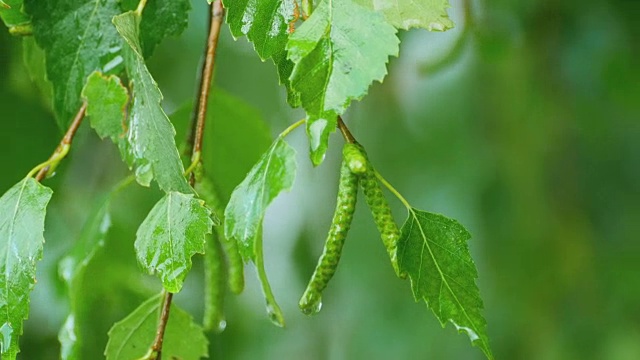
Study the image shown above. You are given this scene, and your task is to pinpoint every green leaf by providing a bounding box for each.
[135,192,213,293]
[82,71,129,141]
[223,136,295,326]
[223,0,300,106]
[119,0,191,58]
[0,177,53,359]
[287,0,399,165]
[225,0,293,64]
[171,89,273,204]
[224,137,296,259]
[58,194,112,360]
[24,0,124,128]
[274,51,301,107]
[81,71,135,170]
[113,11,191,194]
[397,208,493,359]
[105,294,208,360]
[353,0,454,31]
[0,0,30,31]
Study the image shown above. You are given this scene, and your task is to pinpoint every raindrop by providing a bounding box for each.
[308,119,328,151]
[58,257,75,283]
[214,319,227,333]
[102,55,123,73]
[266,303,285,327]
[301,297,322,316]
[452,321,479,342]
[299,290,323,316]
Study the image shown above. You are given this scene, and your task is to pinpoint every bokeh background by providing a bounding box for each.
[1,0,639,359]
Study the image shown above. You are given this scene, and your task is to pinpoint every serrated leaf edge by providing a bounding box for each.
[401,208,492,359]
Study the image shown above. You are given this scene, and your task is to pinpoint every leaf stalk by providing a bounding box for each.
[279,118,306,139]
[374,171,412,210]
[32,102,87,181]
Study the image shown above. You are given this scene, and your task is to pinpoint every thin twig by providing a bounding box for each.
[337,116,356,144]
[187,0,225,185]
[35,102,87,181]
[150,292,173,360]
[150,2,225,358]
[193,0,224,157]
[279,118,306,138]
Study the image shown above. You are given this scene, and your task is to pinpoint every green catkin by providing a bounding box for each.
[195,172,245,294]
[217,227,245,294]
[204,233,226,333]
[299,153,360,315]
[343,143,368,174]
[354,144,403,277]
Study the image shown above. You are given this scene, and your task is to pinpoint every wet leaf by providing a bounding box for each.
[354,0,454,31]
[105,294,208,360]
[0,178,53,359]
[113,11,191,193]
[223,136,295,326]
[81,71,133,167]
[82,71,129,142]
[224,137,296,259]
[223,0,300,106]
[287,0,399,165]
[24,0,123,128]
[225,0,292,60]
[119,0,191,58]
[135,192,213,293]
[398,208,493,359]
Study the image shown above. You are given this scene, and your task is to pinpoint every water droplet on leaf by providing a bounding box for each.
[299,293,323,316]
[308,119,328,152]
[214,319,227,333]
[266,303,285,327]
[306,299,322,315]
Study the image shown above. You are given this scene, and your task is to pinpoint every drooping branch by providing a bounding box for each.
[152,2,225,359]
[186,0,225,176]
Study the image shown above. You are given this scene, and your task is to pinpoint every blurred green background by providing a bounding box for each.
[1,0,639,359]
